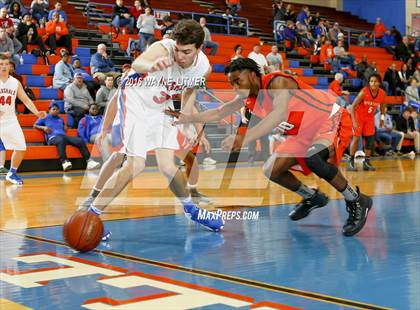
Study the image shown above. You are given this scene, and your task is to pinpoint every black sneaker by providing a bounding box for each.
[289,189,329,221]
[342,187,372,236]
[347,159,357,171]
[363,159,376,171]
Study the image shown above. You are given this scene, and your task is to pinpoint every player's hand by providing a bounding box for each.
[241,117,248,124]
[95,131,107,149]
[165,108,192,124]
[37,111,47,119]
[221,134,243,151]
[150,56,174,72]
[44,126,52,134]
[352,120,358,131]
[199,135,211,153]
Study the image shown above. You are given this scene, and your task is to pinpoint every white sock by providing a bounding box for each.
[295,184,316,199]
[341,183,359,201]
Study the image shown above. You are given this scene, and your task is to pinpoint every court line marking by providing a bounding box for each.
[0,229,391,310]
[16,190,420,230]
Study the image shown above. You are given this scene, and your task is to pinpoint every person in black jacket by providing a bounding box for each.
[395,36,415,63]
[396,106,419,153]
[16,13,47,55]
[383,63,399,95]
[111,0,134,34]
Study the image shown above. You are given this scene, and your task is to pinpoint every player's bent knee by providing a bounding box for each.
[304,145,337,182]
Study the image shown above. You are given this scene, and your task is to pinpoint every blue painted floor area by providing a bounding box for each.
[1,192,419,309]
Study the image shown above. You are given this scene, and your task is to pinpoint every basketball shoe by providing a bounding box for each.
[342,187,372,236]
[289,189,329,221]
[183,200,224,232]
[6,171,23,185]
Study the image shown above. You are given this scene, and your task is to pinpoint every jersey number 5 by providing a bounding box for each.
[0,96,12,106]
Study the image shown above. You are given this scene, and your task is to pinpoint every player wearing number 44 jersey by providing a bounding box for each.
[171,58,373,236]
[348,73,386,171]
[0,54,46,185]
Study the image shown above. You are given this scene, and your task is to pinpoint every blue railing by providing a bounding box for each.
[273,20,379,48]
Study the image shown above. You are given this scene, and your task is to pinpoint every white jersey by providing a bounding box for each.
[115,38,211,158]
[0,76,19,120]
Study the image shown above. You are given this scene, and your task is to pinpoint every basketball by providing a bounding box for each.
[63,211,104,252]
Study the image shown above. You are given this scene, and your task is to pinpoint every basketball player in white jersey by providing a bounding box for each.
[86,20,223,231]
[0,54,47,185]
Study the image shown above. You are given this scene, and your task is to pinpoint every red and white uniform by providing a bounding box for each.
[245,72,352,175]
[115,39,210,158]
[0,76,26,151]
[354,87,385,137]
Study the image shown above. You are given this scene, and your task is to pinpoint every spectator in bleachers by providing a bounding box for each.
[231,44,243,61]
[374,105,403,155]
[328,22,341,46]
[395,36,415,63]
[112,0,135,35]
[72,57,98,98]
[319,38,334,67]
[0,27,18,63]
[53,48,73,89]
[296,6,309,27]
[199,17,218,56]
[314,19,327,39]
[129,0,144,22]
[396,106,419,154]
[313,34,325,55]
[221,7,235,29]
[284,4,295,22]
[17,13,47,55]
[31,0,48,23]
[95,75,116,113]
[137,7,161,52]
[45,11,72,54]
[78,103,112,160]
[404,77,419,106]
[406,58,415,77]
[48,1,67,22]
[272,0,285,23]
[329,73,349,106]
[34,102,101,171]
[357,32,370,47]
[333,39,355,71]
[373,17,386,44]
[295,21,312,48]
[391,25,402,45]
[413,63,420,82]
[383,63,399,95]
[284,20,297,50]
[8,2,23,27]
[309,12,320,28]
[363,61,378,86]
[0,7,22,54]
[225,0,240,16]
[266,45,283,72]
[90,43,121,83]
[380,29,396,56]
[64,72,94,128]
[398,63,410,90]
[160,15,175,39]
[248,44,268,74]
[356,55,368,80]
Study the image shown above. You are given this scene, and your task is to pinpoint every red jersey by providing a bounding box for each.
[245,72,338,141]
[356,87,385,117]
[329,80,342,96]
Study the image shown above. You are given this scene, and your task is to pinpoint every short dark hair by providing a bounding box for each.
[403,106,414,113]
[224,58,261,77]
[0,54,10,61]
[233,44,242,52]
[368,72,382,84]
[105,74,114,80]
[171,19,204,48]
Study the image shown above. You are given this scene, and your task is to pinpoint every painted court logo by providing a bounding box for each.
[198,209,259,221]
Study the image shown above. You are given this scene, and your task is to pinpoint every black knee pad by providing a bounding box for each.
[364,135,375,150]
[304,144,338,182]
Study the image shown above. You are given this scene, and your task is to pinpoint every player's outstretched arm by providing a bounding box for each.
[132,43,171,73]
[17,82,46,118]
[100,91,118,134]
[242,88,289,145]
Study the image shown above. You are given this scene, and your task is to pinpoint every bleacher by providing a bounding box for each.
[4,0,416,171]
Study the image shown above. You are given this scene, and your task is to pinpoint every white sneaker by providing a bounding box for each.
[203,157,217,165]
[179,160,186,166]
[87,159,101,170]
[62,160,72,171]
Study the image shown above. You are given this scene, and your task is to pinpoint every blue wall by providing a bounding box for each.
[343,0,406,34]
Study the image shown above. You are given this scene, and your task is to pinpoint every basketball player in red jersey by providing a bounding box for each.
[171,58,373,236]
[347,73,385,171]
